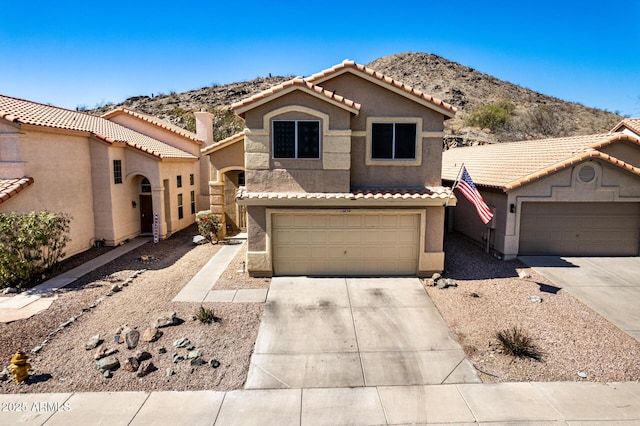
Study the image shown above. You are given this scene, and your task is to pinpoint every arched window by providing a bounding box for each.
[141,177,151,193]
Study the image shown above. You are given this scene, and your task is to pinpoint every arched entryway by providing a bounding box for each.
[139,177,153,234]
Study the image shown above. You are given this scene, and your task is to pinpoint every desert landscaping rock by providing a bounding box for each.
[528,296,543,303]
[172,353,185,364]
[84,334,102,350]
[59,317,76,328]
[137,361,155,377]
[166,368,174,377]
[141,327,161,342]
[31,345,43,354]
[96,355,119,372]
[124,328,140,349]
[0,368,8,381]
[135,351,151,362]
[103,370,112,378]
[578,371,588,378]
[122,357,140,373]
[94,345,117,361]
[173,337,190,348]
[154,312,177,328]
[210,359,220,369]
[2,287,17,294]
[190,357,205,366]
[110,284,122,293]
[193,235,207,245]
[157,347,167,354]
[187,350,202,359]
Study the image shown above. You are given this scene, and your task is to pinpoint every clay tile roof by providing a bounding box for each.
[236,186,454,203]
[612,117,640,136]
[102,108,201,143]
[0,95,196,160]
[232,78,361,116]
[442,133,640,191]
[201,131,244,155]
[306,60,457,118]
[0,177,34,205]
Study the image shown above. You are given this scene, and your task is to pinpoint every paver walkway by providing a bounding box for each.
[0,238,150,323]
[245,277,480,389]
[3,382,640,425]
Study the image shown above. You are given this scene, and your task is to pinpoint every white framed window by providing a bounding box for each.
[113,160,123,184]
[178,194,183,220]
[272,120,320,159]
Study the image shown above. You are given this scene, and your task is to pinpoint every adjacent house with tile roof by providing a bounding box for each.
[204,60,457,277]
[0,95,210,258]
[442,128,640,259]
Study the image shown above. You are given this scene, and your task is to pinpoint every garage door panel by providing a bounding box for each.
[519,202,640,256]
[273,212,419,276]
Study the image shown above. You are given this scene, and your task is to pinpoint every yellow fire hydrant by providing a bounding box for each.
[8,351,31,384]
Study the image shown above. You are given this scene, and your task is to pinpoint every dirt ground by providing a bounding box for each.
[1,228,639,392]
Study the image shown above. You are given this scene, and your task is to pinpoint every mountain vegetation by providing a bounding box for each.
[91,52,624,147]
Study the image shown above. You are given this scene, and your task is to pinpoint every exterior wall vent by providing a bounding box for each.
[578,164,596,183]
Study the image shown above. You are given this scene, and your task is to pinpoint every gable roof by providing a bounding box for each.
[612,118,640,136]
[306,60,457,118]
[0,95,197,160]
[201,131,244,155]
[442,133,640,191]
[232,78,361,117]
[101,108,201,144]
[0,177,34,205]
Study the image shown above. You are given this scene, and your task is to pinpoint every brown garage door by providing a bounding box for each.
[272,211,419,276]
[519,202,640,256]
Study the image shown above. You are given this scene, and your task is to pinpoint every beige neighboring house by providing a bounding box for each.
[0,95,213,258]
[442,125,640,259]
[204,60,458,277]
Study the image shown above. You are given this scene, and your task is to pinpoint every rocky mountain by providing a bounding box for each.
[91,52,623,146]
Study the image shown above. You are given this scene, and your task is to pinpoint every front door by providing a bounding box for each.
[140,194,153,234]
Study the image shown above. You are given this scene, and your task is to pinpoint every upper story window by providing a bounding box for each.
[189,173,195,185]
[273,120,320,159]
[177,175,182,188]
[371,123,417,160]
[113,160,123,184]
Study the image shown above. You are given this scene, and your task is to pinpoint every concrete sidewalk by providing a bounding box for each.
[0,237,150,323]
[2,381,640,425]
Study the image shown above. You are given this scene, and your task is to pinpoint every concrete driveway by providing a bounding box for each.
[520,256,640,341]
[245,277,480,389]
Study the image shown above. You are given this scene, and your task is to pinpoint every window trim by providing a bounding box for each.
[272,119,321,159]
[365,117,422,166]
[113,160,123,184]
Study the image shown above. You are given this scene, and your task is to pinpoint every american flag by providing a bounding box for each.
[455,167,494,225]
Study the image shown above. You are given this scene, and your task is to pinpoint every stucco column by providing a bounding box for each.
[152,185,167,240]
[209,181,226,238]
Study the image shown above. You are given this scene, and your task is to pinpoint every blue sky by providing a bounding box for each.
[1,0,639,116]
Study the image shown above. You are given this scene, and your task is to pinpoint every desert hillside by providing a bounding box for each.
[91,52,623,147]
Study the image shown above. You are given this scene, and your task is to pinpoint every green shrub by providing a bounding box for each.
[0,211,71,289]
[195,305,217,324]
[196,210,221,244]
[465,100,515,131]
[495,326,543,361]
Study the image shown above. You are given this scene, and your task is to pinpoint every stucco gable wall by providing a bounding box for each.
[315,73,445,188]
[107,114,201,157]
[243,90,352,193]
[0,129,96,258]
[598,140,640,169]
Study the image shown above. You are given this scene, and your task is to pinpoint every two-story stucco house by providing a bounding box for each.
[205,60,457,277]
[0,95,212,258]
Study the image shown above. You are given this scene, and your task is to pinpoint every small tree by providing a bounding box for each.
[196,210,222,244]
[0,211,71,288]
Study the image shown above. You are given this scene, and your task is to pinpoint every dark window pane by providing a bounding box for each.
[273,121,296,158]
[372,123,393,159]
[394,123,416,159]
[297,121,320,158]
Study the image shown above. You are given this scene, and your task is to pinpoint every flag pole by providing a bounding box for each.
[444,163,465,207]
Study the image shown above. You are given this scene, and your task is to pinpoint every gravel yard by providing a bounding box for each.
[1,227,639,393]
[427,233,640,383]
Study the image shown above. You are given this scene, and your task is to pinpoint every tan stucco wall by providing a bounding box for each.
[599,141,640,169]
[0,121,24,179]
[451,188,507,254]
[0,128,96,258]
[107,114,202,157]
